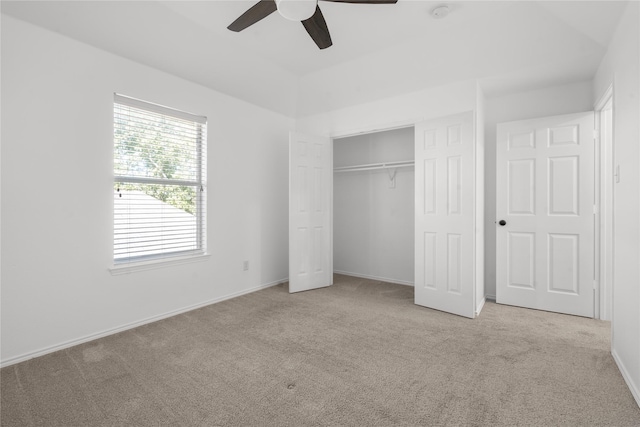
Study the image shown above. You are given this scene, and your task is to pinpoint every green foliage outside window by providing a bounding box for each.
[114,109,200,215]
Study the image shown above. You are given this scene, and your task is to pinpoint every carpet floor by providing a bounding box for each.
[2,274,639,426]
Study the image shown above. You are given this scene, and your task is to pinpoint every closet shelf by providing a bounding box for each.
[333,160,414,173]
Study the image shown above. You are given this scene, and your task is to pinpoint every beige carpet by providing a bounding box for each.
[2,274,639,426]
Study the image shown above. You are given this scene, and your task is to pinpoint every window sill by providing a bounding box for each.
[109,253,211,275]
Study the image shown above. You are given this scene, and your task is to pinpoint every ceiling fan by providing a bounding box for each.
[227,0,398,50]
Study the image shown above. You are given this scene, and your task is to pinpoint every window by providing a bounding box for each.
[113,94,206,265]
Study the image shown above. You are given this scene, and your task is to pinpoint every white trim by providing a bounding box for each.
[594,84,614,321]
[612,349,640,408]
[329,119,417,140]
[475,297,486,316]
[110,253,211,275]
[594,84,614,112]
[334,270,414,287]
[330,139,334,285]
[485,294,496,301]
[0,278,287,368]
[329,113,474,141]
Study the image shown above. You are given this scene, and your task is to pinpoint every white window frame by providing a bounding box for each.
[111,94,207,273]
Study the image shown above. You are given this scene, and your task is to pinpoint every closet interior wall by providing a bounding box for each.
[333,127,415,285]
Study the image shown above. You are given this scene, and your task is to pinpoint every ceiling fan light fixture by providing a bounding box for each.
[275,0,317,21]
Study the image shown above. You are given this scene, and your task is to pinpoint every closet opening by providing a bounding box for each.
[332,126,415,287]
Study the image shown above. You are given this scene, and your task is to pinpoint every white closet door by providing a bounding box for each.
[496,112,594,317]
[414,112,475,318]
[289,132,333,293]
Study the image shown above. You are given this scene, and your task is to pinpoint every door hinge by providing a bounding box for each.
[593,205,599,214]
[593,129,599,140]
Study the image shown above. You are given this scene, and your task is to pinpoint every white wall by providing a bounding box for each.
[333,127,414,285]
[483,81,594,298]
[593,1,640,407]
[296,80,478,137]
[0,16,292,365]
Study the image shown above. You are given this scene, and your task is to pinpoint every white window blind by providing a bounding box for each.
[113,94,207,264]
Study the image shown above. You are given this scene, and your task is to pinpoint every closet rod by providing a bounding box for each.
[333,160,414,173]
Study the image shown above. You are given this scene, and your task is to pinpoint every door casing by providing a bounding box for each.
[594,85,614,321]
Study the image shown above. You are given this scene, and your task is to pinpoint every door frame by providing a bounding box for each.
[328,112,481,318]
[594,84,614,321]
[328,117,420,286]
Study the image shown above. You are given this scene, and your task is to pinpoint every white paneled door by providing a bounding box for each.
[496,112,595,317]
[289,132,333,293]
[415,112,476,318]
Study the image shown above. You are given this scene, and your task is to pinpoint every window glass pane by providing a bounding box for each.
[114,104,201,182]
[113,95,206,264]
[114,183,200,261]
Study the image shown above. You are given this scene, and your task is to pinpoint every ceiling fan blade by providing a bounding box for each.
[227,0,278,32]
[320,0,398,3]
[302,5,333,49]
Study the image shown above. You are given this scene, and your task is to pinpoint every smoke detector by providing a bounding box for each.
[431,5,450,19]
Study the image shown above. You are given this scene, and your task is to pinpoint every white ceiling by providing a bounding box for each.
[1,1,628,117]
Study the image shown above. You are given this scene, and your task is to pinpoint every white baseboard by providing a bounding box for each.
[0,278,287,368]
[334,270,414,287]
[475,297,486,316]
[612,349,640,408]
[485,294,496,301]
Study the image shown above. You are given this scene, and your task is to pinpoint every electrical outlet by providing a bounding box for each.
[243,260,249,271]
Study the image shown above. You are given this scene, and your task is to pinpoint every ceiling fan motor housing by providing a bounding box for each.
[275,0,317,21]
